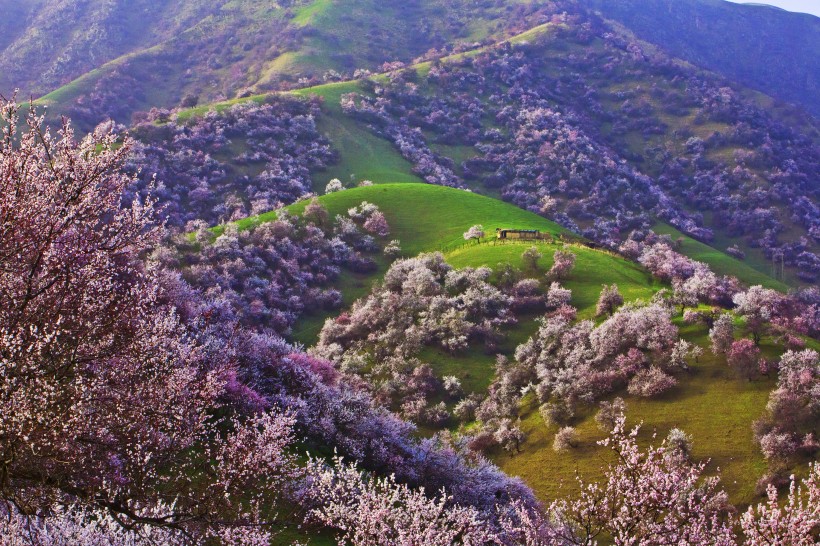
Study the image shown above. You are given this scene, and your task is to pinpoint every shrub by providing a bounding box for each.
[553,427,579,452]
[627,367,678,397]
[595,398,626,432]
[325,178,344,193]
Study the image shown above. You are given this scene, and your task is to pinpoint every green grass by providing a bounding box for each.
[292,0,332,27]
[173,93,272,123]
[287,184,571,255]
[653,223,788,291]
[223,183,570,248]
[447,243,661,320]
[496,323,774,509]
[291,83,423,189]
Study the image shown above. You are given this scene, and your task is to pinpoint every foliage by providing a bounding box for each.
[464,224,486,242]
[314,253,516,422]
[596,284,624,317]
[0,102,301,542]
[303,456,494,546]
[128,98,336,228]
[548,414,736,545]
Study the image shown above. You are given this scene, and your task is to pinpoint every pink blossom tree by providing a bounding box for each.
[548,249,576,280]
[463,224,485,242]
[363,210,390,237]
[710,313,736,355]
[303,197,330,228]
[740,464,820,545]
[596,284,624,317]
[627,366,678,397]
[595,398,627,432]
[522,245,543,270]
[553,427,579,452]
[753,349,819,465]
[304,456,493,545]
[733,286,784,345]
[0,103,299,541]
[548,415,736,545]
[546,282,572,310]
[727,339,762,381]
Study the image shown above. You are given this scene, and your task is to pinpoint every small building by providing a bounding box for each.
[496,228,542,240]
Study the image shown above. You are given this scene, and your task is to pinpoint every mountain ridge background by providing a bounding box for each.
[2,0,818,122]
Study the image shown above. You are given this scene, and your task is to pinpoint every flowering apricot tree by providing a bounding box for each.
[0,102,298,542]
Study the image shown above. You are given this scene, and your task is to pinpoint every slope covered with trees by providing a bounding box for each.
[589,0,820,117]
[315,9,819,285]
[2,1,820,543]
[8,0,819,131]
[11,0,543,132]
[141,2,818,288]
[206,182,816,512]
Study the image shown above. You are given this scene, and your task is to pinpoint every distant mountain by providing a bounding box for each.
[588,0,820,117]
[0,0,535,129]
[6,0,819,128]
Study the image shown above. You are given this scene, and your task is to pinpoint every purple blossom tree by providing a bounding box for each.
[548,249,576,280]
[363,210,391,237]
[596,284,624,317]
[0,102,301,542]
[727,339,762,381]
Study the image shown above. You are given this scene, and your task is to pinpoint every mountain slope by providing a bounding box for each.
[589,0,820,117]
[273,16,817,285]
[153,11,809,289]
[0,0,219,96]
[20,0,820,131]
[19,0,541,131]
[272,184,812,508]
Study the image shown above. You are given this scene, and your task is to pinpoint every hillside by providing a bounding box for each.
[5,2,820,543]
[162,33,816,289]
[11,0,818,130]
[278,183,576,342]
[287,12,818,286]
[589,0,820,117]
[264,184,812,510]
[20,0,540,132]
[20,1,820,287]
[218,182,778,339]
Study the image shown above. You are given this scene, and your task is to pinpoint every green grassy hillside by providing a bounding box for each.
[268,184,783,509]
[156,17,806,294]
[435,241,662,396]
[276,183,573,343]
[274,183,659,391]
[222,183,568,247]
[292,82,423,189]
[498,321,774,508]
[447,243,660,319]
